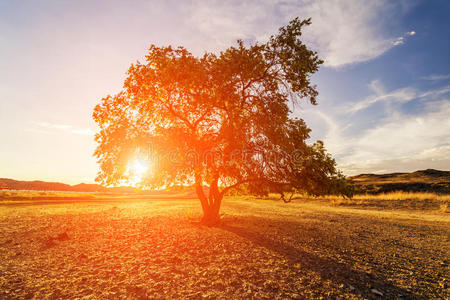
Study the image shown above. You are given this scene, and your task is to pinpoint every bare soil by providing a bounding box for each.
[0,196,448,299]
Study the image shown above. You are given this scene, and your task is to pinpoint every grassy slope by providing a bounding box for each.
[349,169,450,194]
[324,192,450,212]
[0,195,448,299]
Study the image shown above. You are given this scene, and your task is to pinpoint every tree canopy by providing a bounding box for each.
[93,18,352,225]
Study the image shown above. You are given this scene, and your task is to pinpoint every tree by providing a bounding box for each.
[245,140,355,202]
[93,18,350,225]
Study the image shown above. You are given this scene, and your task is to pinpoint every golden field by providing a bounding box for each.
[0,191,448,299]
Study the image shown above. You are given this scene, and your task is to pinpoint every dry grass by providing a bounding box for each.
[0,190,199,205]
[324,191,450,211]
[0,194,449,299]
[0,190,98,200]
[348,192,450,201]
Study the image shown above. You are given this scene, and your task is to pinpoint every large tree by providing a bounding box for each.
[93,18,350,225]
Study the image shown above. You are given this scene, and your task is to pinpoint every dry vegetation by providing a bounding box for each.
[0,192,449,299]
[0,191,98,202]
[325,192,450,212]
[349,169,450,194]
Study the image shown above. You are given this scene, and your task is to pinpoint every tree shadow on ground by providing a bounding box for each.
[220,217,423,299]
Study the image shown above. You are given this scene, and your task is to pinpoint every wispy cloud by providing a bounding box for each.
[421,74,450,82]
[185,0,416,67]
[349,87,416,113]
[350,101,450,160]
[34,122,94,136]
[309,83,450,174]
[392,31,417,46]
[339,145,450,175]
[348,81,450,113]
[393,37,405,46]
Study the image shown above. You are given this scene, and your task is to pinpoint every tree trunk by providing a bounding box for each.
[195,174,222,226]
[200,204,221,226]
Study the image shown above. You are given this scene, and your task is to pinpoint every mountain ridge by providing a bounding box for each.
[348,169,450,194]
[1,169,450,194]
[0,178,136,193]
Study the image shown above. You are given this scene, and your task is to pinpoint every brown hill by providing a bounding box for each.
[0,178,108,192]
[2,169,449,194]
[349,169,450,194]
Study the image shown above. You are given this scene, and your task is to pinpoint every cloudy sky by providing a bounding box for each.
[1,0,450,184]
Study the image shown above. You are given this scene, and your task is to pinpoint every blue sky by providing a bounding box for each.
[1,0,449,183]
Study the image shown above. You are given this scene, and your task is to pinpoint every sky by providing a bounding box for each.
[1,0,450,184]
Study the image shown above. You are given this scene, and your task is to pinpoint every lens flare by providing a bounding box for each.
[126,159,149,186]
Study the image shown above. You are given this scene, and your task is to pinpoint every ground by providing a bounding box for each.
[0,194,448,299]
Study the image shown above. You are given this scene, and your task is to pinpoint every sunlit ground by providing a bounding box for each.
[0,194,448,299]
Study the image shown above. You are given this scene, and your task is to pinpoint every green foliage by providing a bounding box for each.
[245,140,355,200]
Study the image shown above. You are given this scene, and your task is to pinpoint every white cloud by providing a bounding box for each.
[368,79,385,95]
[34,122,94,136]
[349,86,416,113]
[185,0,415,67]
[311,84,450,175]
[421,74,450,82]
[352,102,450,160]
[418,85,450,98]
[340,145,450,175]
[348,82,450,113]
[392,30,417,46]
[393,36,405,46]
[340,155,450,175]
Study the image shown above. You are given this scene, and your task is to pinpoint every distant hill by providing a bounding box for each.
[0,178,111,193]
[2,169,450,194]
[349,169,450,194]
[0,177,206,195]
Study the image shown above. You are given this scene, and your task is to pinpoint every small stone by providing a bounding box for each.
[371,288,383,296]
[43,238,56,249]
[55,232,69,241]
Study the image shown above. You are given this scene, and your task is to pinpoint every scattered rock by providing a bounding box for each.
[55,232,69,241]
[371,288,383,296]
[50,288,62,299]
[78,253,88,260]
[0,239,13,246]
[1,196,448,299]
[42,238,56,249]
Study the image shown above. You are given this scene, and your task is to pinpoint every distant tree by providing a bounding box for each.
[246,140,355,202]
[93,18,352,225]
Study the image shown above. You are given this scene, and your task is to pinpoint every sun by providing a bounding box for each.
[126,159,149,187]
